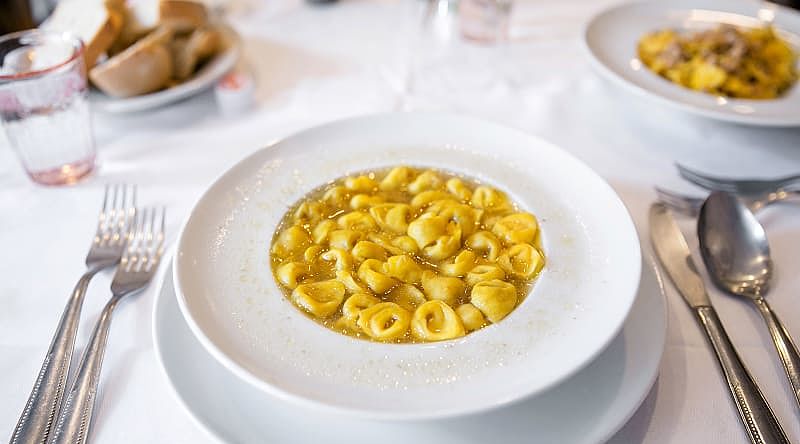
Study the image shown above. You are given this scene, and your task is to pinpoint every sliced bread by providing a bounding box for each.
[89,26,173,97]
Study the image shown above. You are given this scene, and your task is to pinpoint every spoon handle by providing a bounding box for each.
[695,306,789,444]
[754,298,800,411]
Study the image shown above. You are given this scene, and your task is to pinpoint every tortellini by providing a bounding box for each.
[357,302,411,340]
[272,226,311,259]
[421,271,465,306]
[440,250,477,277]
[465,264,505,287]
[351,241,388,263]
[498,243,544,279]
[292,280,346,317]
[471,279,517,323]
[270,166,545,343]
[411,300,465,341]
[358,259,397,294]
[370,204,412,233]
[492,213,538,245]
[384,254,423,284]
[277,262,309,289]
[456,303,486,331]
[465,231,503,262]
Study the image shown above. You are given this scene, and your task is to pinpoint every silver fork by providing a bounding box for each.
[677,163,800,194]
[50,207,165,444]
[11,185,135,444]
[655,186,800,217]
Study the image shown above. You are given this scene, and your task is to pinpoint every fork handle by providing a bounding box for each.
[49,295,121,444]
[754,298,800,412]
[10,270,98,444]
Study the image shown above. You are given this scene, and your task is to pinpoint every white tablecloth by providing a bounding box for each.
[2,0,800,442]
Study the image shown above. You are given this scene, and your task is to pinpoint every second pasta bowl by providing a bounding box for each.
[174,113,641,420]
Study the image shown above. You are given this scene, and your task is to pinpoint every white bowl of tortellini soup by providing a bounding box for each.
[174,113,641,420]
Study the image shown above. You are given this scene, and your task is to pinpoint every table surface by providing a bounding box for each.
[2,0,800,442]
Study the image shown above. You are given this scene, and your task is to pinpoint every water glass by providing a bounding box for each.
[0,30,96,186]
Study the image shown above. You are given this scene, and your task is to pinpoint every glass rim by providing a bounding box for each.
[0,29,85,81]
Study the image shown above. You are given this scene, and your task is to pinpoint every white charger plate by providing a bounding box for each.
[154,256,666,444]
[90,24,240,113]
[584,0,800,127]
[173,112,642,420]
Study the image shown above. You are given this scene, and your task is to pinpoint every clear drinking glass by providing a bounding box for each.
[0,30,96,186]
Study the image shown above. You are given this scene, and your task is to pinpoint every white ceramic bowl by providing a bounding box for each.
[584,0,800,127]
[174,113,641,420]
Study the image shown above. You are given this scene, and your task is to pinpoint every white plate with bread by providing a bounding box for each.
[45,0,240,113]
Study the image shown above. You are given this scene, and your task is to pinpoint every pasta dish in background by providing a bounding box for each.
[638,25,798,99]
[270,166,545,343]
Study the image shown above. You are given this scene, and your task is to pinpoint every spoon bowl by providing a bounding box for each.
[697,191,773,298]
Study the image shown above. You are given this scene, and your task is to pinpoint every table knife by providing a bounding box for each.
[649,203,789,444]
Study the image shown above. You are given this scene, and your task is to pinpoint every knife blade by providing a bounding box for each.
[649,203,789,444]
[649,202,709,307]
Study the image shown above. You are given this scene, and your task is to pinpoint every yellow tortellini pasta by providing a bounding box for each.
[351,241,388,263]
[342,292,380,322]
[421,271,465,306]
[277,262,310,289]
[358,259,397,294]
[390,284,427,312]
[471,279,517,323]
[498,243,544,279]
[357,302,411,341]
[384,254,423,284]
[270,166,545,343]
[272,226,311,259]
[439,250,477,277]
[411,300,465,341]
[472,186,511,212]
[492,212,538,245]
[328,229,363,250]
[369,203,413,234]
[465,231,503,262]
[456,303,486,331]
[292,280,346,317]
[465,264,506,287]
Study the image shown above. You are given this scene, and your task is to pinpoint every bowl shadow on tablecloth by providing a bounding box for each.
[606,379,659,443]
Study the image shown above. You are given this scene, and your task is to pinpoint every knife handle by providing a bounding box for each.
[695,306,789,444]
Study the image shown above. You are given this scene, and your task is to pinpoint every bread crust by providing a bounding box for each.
[90,27,174,97]
[159,0,208,32]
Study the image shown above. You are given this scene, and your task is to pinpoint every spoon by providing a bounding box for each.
[698,190,800,411]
